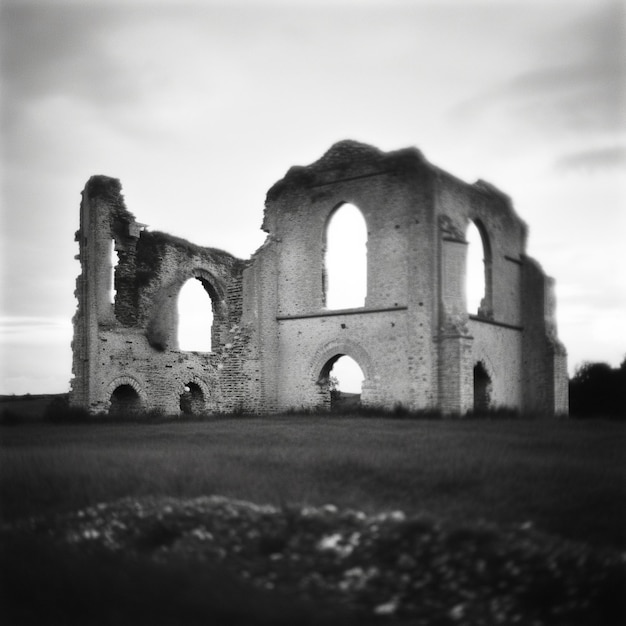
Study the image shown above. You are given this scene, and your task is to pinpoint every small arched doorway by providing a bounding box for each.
[319,354,364,411]
[473,362,492,413]
[179,382,206,415]
[109,384,143,416]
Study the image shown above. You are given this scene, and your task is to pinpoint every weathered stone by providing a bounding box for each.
[70,142,568,416]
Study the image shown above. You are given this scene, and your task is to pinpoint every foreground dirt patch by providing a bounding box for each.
[3,496,624,625]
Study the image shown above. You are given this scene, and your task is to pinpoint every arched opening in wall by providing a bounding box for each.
[473,362,492,413]
[177,278,214,352]
[324,203,367,310]
[179,382,205,415]
[109,239,119,304]
[109,384,143,416]
[466,220,492,316]
[320,355,364,411]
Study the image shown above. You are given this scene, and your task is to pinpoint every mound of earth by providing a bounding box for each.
[2,496,624,625]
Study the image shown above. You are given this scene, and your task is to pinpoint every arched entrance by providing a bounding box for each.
[109,384,143,415]
[179,382,206,415]
[473,362,492,412]
[318,354,365,411]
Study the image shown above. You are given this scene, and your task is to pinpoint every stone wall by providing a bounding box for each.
[70,141,568,416]
[70,176,258,415]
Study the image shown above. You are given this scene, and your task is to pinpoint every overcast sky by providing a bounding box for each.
[1,0,624,395]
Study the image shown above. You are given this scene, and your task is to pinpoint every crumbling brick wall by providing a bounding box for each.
[71,176,255,414]
[70,141,568,416]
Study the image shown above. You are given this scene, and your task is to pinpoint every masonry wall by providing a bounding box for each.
[521,258,569,414]
[256,142,440,412]
[468,320,523,409]
[70,141,568,416]
[275,310,413,409]
[433,166,537,413]
[70,176,259,415]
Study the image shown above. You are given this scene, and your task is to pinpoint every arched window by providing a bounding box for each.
[321,354,364,411]
[466,220,492,316]
[177,278,213,352]
[109,239,119,305]
[110,384,142,415]
[324,203,367,310]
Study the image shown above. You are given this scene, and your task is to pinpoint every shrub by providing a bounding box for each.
[569,359,626,418]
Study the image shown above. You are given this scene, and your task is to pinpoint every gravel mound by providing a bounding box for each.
[4,496,625,625]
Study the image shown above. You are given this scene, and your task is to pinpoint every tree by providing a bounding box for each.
[569,358,625,418]
[328,375,340,392]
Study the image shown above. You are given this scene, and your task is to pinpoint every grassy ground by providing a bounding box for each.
[1,416,625,625]
[1,416,624,549]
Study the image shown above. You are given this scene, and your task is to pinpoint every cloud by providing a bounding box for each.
[0,317,73,394]
[0,316,72,343]
[451,1,624,141]
[1,3,136,109]
[554,146,626,172]
[506,66,623,137]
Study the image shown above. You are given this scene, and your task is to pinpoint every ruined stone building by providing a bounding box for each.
[70,141,568,416]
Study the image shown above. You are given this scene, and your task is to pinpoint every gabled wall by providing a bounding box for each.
[254,142,438,411]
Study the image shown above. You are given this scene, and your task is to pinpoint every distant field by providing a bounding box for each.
[0,393,64,421]
[1,416,624,549]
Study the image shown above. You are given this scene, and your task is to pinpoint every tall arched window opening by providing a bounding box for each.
[324,203,367,310]
[466,220,492,316]
[177,278,214,352]
[109,240,119,304]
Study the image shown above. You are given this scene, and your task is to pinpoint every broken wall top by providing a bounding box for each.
[263,140,528,243]
[264,140,424,210]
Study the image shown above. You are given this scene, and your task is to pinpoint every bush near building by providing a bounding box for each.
[569,359,626,418]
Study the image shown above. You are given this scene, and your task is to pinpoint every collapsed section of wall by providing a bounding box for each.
[70,175,258,415]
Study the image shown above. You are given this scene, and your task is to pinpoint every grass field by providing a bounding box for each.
[1,416,624,548]
[1,415,625,625]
